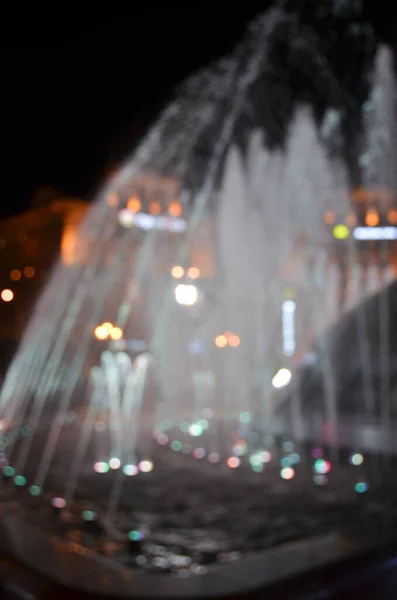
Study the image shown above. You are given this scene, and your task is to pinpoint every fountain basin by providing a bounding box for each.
[2,510,397,598]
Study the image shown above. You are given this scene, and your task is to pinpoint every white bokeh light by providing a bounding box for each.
[174,284,198,306]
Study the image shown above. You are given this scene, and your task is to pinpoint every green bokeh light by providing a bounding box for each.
[82,510,96,521]
[171,440,182,452]
[128,530,143,542]
[14,475,27,487]
[239,412,251,424]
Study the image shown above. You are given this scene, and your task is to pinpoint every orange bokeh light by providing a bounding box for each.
[10,269,21,281]
[388,208,397,225]
[1,289,14,302]
[110,327,123,340]
[187,266,200,280]
[171,266,184,279]
[227,457,240,469]
[24,266,35,278]
[127,196,141,213]
[149,201,162,216]
[94,326,109,340]
[323,211,335,225]
[365,208,380,227]
[345,212,357,227]
[168,201,182,217]
[228,334,241,348]
[215,335,228,348]
[107,193,119,207]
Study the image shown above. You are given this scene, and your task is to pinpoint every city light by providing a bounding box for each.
[174,284,198,306]
[388,208,397,224]
[139,460,154,473]
[353,226,397,240]
[110,327,123,340]
[333,224,350,239]
[171,266,184,279]
[282,300,296,357]
[109,457,121,470]
[272,368,292,389]
[149,201,162,216]
[228,334,240,347]
[187,266,200,279]
[168,200,182,217]
[127,195,141,213]
[280,467,295,480]
[118,208,135,228]
[107,193,119,207]
[365,208,380,227]
[123,464,139,476]
[349,453,364,466]
[94,326,109,340]
[24,266,35,278]
[94,322,123,341]
[227,457,240,469]
[118,211,187,233]
[10,269,21,281]
[214,332,240,348]
[1,289,14,302]
[215,334,228,348]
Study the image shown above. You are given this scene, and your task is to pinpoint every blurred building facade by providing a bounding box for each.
[0,197,89,356]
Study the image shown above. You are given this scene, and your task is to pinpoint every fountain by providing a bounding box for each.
[1,5,397,598]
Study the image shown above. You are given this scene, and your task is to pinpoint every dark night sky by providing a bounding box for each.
[0,2,395,219]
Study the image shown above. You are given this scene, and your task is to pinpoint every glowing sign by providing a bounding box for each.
[353,226,397,241]
[282,300,296,357]
[118,209,187,232]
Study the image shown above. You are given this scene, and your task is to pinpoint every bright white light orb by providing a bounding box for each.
[139,460,154,473]
[174,284,198,306]
[118,209,135,228]
[109,457,121,470]
[272,368,292,389]
[123,464,139,476]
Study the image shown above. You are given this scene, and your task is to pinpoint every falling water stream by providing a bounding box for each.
[0,6,397,595]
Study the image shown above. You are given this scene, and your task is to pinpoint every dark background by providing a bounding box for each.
[0,1,395,218]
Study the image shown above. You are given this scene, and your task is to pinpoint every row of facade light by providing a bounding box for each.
[1,267,36,303]
[325,207,397,228]
[108,193,183,218]
[94,322,123,341]
[214,332,241,348]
